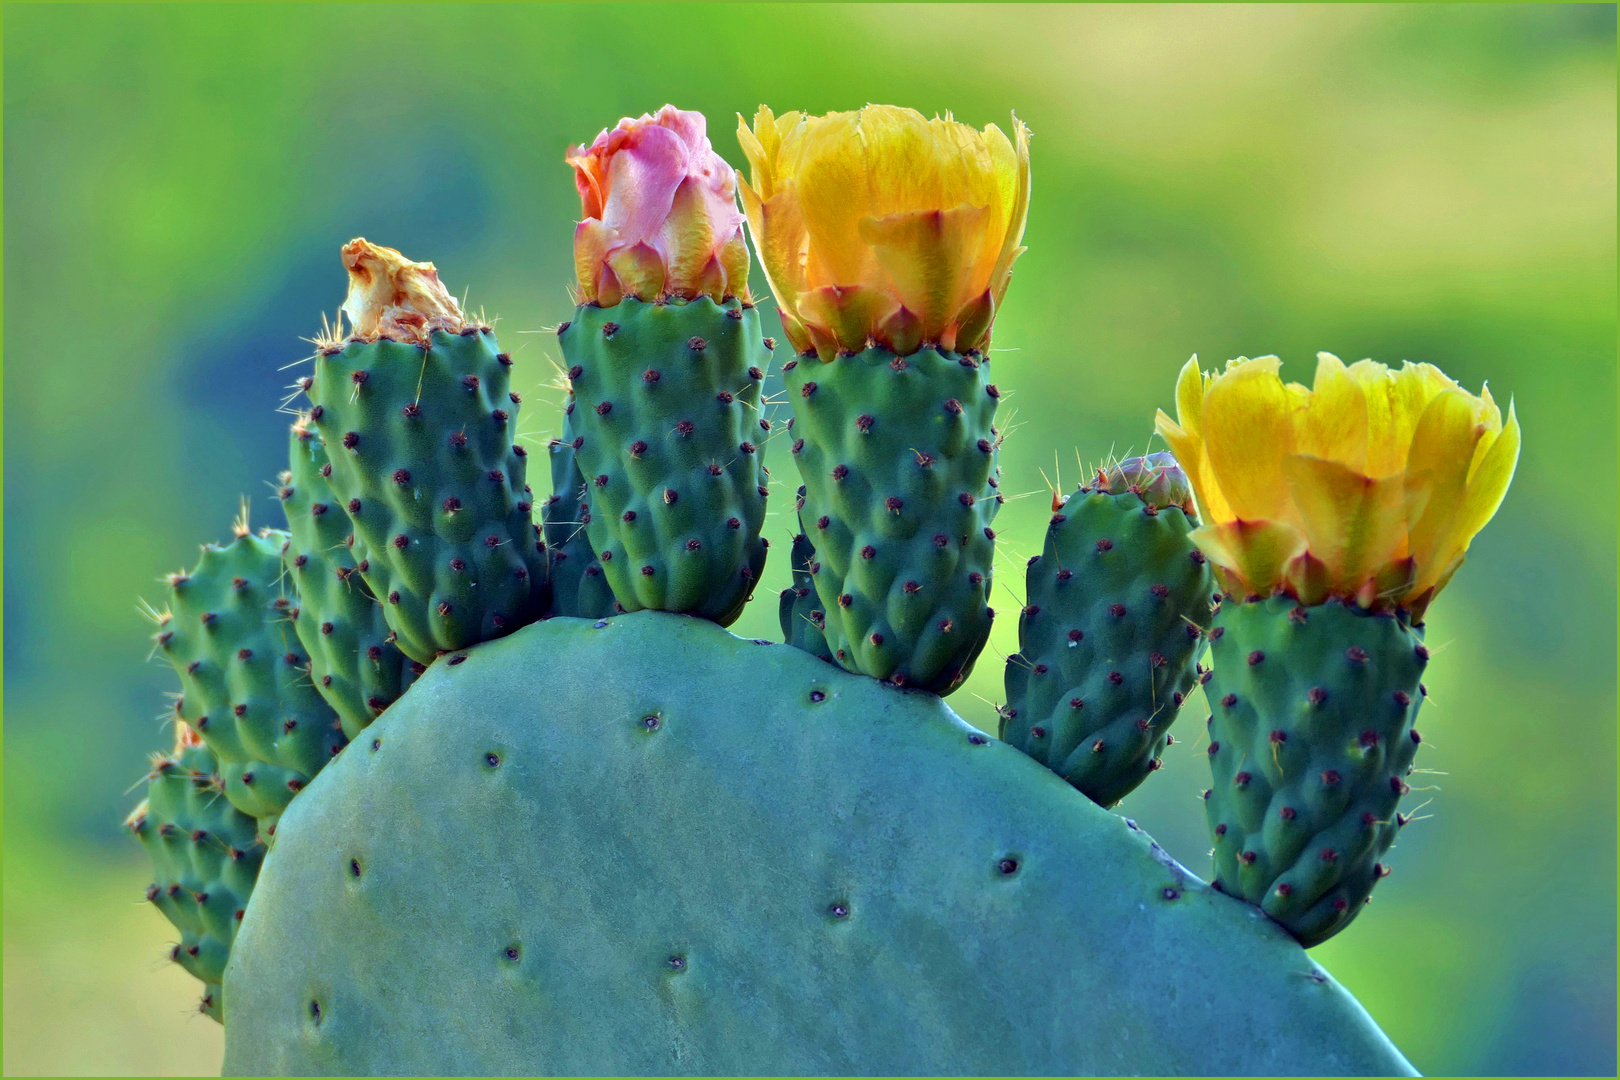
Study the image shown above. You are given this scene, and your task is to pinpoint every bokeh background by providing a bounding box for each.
[4,2,1615,1074]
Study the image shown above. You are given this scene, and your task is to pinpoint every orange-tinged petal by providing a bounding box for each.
[952,289,994,353]
[718,232,751,302]
[340,238,463,342]
[1191,520,1306,598]
[860,205,991,343]
[606,241,666,301]
[573,220,614,305]
[746,190,807,318]
[798,284,896,357]
[1282,455,1407,597]
[1403,389,1479,594]
[1173,356,1205,439]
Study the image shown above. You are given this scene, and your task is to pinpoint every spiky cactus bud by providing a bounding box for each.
[558,108,769,624]
[1003,453,1214,806]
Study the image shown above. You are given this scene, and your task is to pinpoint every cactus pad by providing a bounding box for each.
[543,402,618,619]
[779,531,833,663]
[1203,594,1427,947]
[225,612,1413,1075]
[128,727,264,1022]
[155,530,344,833]
[305,328,550,662]
[1002,457,1214,806]
[557,298,772,625]
[280,420,413,738]
[784,346,1001,694]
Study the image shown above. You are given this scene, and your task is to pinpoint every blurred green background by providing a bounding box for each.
[3,2,1614,1074]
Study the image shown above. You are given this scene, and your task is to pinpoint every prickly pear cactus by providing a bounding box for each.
[153,527,343,836]
[779,530,833,662]
[279,418,414,738]
[1001,453,1214,806]
[557,298,772,624]
[224,613,1414,1076]
[542,400,618,619]
[127,725,263,1022]
[1203,595,1426,946]
[302,241,550,663]
[784,347,1002,694]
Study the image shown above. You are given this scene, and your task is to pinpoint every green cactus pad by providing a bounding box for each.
[279,421,413,738]
[155,531,345,833]
[1203,594,1427,947]
[225,612,1413,1076]
[543,400,618,619]
[557,298,772,625]
[305,328,550,663]
[1001,458,1214,807]
[784,346,1001,694]
[128,734,264,1023]
[779,529,833,663]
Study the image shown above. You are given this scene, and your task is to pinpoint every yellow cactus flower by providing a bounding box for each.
[1155,353,1520,621]
[737,104,1030,360]
[340,238,466,344]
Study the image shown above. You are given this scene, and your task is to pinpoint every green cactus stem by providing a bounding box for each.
[1002,452,1214,806]
[153,523,344,837]
[127,726,263,1023]
[279,417,414,738]
[557,298,772,625]
[783,346,1002,694]
[1203,594,1427,947]
[543,398,618,619]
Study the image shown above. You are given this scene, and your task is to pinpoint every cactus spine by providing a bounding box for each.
[1002,453,1214,806]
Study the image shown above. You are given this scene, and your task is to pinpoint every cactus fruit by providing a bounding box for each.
[1001,453,1214,807]
[1202,595,1426,947]
[557,299,771,624]
[302,240,550,663]
[127,723,263,1023]
[279,417,413,738]
[225,612,1414,1076]
[779,530,833,662]
[153,522,344,836]
[783,347,1001,693]
[542,402,618,619]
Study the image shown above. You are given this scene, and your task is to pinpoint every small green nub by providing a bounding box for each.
[543,400,618,619]
[780,529,833,663]
[1098,452,1194,513]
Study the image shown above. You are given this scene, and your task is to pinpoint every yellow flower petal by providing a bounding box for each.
[859,205,991,345]
[1200,357,1297,523]
[1404,389,1479,592]
[1296,353,1369,471]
